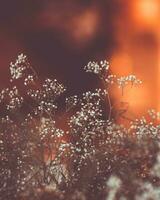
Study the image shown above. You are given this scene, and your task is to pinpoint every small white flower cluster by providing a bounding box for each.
[54,128,64,138]
[7,96,23,111]
[69,91,103,134]
[43,78,66,98]
[130,117,160,139]
[83,89,107,102]
[10,54,29,81]
[1,115,12,124]
[39,118,64,141]
[84,60,109,75]
[148,109,160,120]
[39,118,55,141]
[105,74,117,84]
[84,61,142,95]
[69,103,101,132]
[28,78,65,114]
[65,95,78,111]
[0,88,9,104]
[0,86,23,111]
[117,75,142,91]
[38,101,57,113]
[104,121,127,145]
[24,75,35,86]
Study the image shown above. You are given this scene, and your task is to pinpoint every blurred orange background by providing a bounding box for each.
[0,0,160,118]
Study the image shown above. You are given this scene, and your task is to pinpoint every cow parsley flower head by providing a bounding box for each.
[117,75,142,95]
[10,54,29,81]
[117,75,142,88]
[66,95,78,111]
[27,78,66,104]
[84,60,109,75]
[24,75,35,86]
[43,78,66,98]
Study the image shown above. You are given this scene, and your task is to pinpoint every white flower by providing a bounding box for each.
[10,54,28,80]
[84,60,109,75]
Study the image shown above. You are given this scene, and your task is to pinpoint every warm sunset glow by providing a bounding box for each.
[110,52,133,76]
[110,0,160,118]
[132,0,160,28]
[122,86,149,113]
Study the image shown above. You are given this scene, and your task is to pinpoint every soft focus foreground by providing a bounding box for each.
[1,55,160,200]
